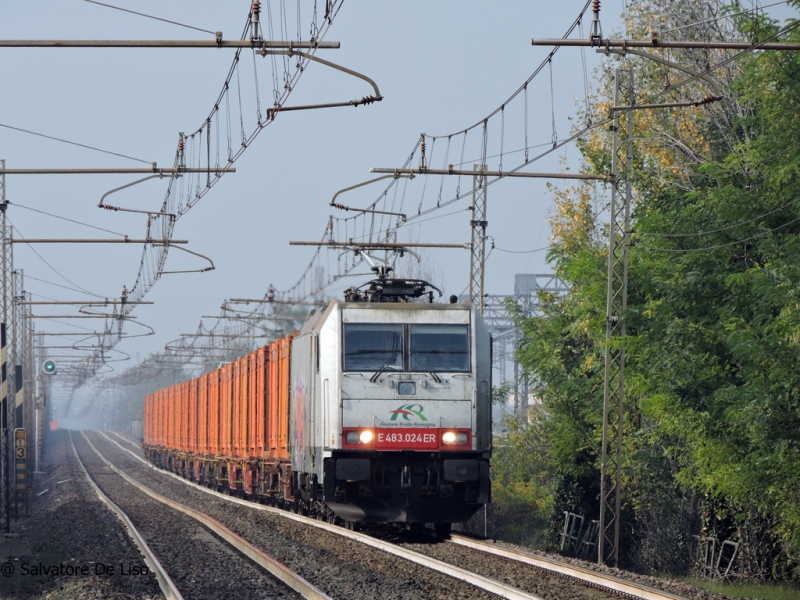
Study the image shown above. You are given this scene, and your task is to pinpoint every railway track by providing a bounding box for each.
[71,431,329,600]
[99,430,691,600]
[68,431,183,600]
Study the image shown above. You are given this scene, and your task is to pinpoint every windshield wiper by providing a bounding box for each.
[413,353,441,383]
[369,348,402,382]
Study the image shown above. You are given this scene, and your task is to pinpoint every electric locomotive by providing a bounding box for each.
[290,273,492,533]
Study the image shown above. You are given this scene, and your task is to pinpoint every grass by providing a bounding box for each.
[683,578,800,600]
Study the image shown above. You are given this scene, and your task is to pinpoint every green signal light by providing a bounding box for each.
[42,360,57,375]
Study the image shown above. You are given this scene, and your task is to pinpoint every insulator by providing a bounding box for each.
[420,141,426,154]
[252,0,261,15]
[178,140,185,151]
[592,0,600,12]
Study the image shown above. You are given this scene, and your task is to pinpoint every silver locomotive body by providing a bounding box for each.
[289,299,492,526]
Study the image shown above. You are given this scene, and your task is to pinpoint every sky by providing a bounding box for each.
[1,1,797,417]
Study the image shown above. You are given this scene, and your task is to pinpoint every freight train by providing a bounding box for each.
[143,274,492,534]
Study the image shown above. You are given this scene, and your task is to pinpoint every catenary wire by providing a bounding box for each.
[8,201,128,238]
[0,122,151,164]
[661,0,790,36]
[83,0,218,35]
[639,196,800,237]
[637,215,800,253]
[8,218,106,299]
[493,244,551,254]
[24,274,106,298]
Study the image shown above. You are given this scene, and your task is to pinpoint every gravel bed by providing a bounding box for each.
[72,433,298,600]
[361,526,617,600]
[104,431,732,600]
[1,429,163,599]
[471,537,733,600]
[103,434,748,600]
[89,431,503,600]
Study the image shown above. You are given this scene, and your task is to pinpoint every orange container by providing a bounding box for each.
[219,363,233,456]
[144,394,150,445]
[279,336,292,459]
[184,381,191,452]
[249,348,267,457]
[241,356,250,457]
[209,369,220,455]
[177,383,184,451]
[166,387,173,449]
[232,358,244,457]
[198,373,208,455]
[268,341,279,458]
[188,379,198,453]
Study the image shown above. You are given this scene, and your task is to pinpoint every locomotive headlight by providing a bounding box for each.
[345,431,360,445]
[359,430,374,444]
[442,431,468,446]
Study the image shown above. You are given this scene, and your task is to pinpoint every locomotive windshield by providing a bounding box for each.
[343,323,470,372]
[343,324,403,371]
[410,324,469,372]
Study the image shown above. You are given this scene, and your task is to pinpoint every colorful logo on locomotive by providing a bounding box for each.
[389,404,428,422]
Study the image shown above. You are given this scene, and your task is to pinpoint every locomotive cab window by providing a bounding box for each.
[344,324,403,371]
[410,324,470,372]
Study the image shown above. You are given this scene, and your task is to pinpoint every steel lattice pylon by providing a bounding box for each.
[599,68,634,567]
[469,165,488,315]
[0,159,11,532]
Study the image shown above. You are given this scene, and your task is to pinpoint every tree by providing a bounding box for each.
[516,0,800,579]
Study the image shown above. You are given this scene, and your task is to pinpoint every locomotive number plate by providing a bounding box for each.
[376,428,438,449]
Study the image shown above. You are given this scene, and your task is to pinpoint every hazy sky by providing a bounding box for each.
[1,1,796,414]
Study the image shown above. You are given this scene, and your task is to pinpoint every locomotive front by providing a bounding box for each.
[290,286,492,532]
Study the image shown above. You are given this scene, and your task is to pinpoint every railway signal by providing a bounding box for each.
[42,360,57,376]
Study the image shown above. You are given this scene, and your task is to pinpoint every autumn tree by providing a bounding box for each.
[516,0,800,579]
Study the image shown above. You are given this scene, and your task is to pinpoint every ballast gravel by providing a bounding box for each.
[0,429,163,599]
[72,432,298,600]
[90,431,504,600]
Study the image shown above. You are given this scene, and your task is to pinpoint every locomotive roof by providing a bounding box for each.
[296,299,475,338]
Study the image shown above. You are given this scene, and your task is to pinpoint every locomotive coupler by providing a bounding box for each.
[400,465,412,490]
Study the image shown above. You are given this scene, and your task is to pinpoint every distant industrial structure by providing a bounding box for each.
[483,274,569,415]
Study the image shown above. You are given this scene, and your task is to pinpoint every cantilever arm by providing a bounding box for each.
[98,174,176,217]
[265,50,383,116]
[329,174,411,219]
[159,244,215,274]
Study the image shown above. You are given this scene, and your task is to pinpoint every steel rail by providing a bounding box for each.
[106,431,688,600]
[99,433,540,600]
[82,432,332,600]
[448,535,687,600]
[67,431,184,600]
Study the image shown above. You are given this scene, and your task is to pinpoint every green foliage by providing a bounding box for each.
[491,381,513,406]
[488,409,554,548]
[514,1,800,580]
